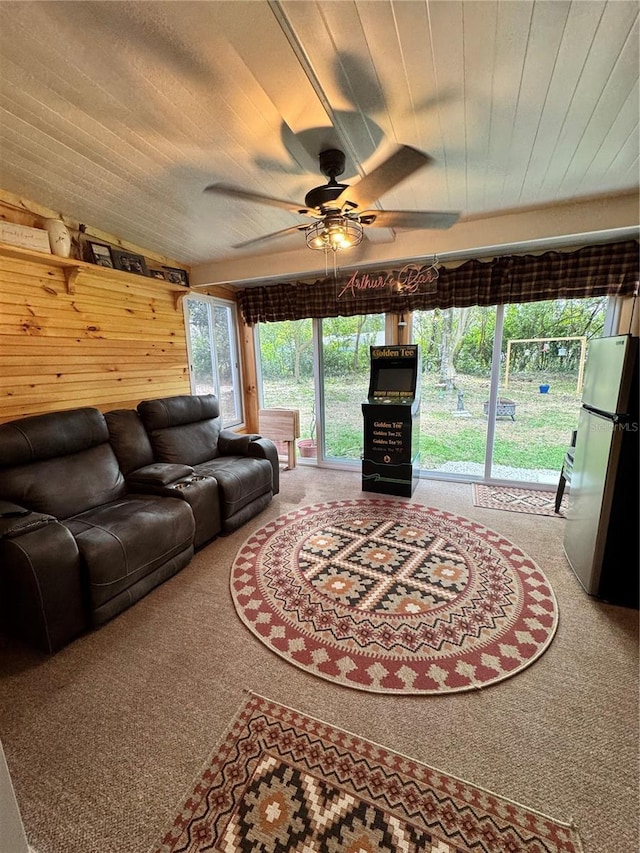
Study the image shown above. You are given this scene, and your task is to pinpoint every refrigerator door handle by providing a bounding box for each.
[582,404,625,424]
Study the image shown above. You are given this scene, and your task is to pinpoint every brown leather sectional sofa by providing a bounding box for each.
[0,394,279,653]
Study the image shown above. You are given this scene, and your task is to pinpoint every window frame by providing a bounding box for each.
[183,293,245,428]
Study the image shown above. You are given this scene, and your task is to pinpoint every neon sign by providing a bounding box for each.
[336,260,439,300]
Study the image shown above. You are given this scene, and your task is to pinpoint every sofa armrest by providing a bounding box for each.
[0,502,57,540]
[0,521,87,653]
[126,462,194,488]
[0,500,31,517]
[218,430,261,456]
[248,438,280,495]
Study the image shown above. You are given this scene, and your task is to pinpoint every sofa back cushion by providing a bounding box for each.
[104,409,154,475]
[0,408,126,519]
[138,395,222,466]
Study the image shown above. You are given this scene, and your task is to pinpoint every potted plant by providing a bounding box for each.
[298,406,317,458]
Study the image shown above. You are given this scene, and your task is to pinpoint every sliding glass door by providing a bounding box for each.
[413,306,495,478]
[319,314,385,462]
[414,297,607,483]
[490,298,606,483]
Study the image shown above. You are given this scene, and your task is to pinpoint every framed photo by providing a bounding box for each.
[112,249,148,276]
[162,266,189,287]
[87,241,114,269]
[148,268,168,280]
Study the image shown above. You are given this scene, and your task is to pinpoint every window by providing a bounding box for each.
[184,295,243,427]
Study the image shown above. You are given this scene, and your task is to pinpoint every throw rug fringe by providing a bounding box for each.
[150,692,584,853]
[230,500,559,694]
[472,485,567,517]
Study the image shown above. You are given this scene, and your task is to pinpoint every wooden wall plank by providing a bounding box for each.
[0,336,182,350]
[0,251,192,423]
[3,366,188,384]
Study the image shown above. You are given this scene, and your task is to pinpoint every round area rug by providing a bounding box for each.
[230,499,559,694]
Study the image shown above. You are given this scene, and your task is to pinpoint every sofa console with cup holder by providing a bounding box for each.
[0,395,279,653]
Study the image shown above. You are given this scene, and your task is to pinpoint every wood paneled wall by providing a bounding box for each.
[0,252,191,424]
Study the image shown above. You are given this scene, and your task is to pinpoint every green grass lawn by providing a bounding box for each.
[262,371,582,473]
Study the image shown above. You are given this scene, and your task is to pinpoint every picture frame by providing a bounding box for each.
[111,249,148,276]
[86,241,115,269]
[162,266,189,287]
[148,269,168,281]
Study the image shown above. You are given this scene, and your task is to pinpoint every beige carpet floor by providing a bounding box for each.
[0,467,637,853]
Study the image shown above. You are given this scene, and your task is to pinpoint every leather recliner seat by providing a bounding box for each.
[137,394,279,533]
[0,407,194,652]
[105,408,222,548]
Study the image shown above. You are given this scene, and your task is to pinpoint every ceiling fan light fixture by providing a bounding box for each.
[205,146,458,251]
[305,215,363,252]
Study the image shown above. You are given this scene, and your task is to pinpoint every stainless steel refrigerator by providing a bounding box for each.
[563,334,639,606]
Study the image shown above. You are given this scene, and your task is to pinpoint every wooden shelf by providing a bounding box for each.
[0,241,192,307]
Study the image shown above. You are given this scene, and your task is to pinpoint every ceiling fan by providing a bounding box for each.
[204,145,460,252]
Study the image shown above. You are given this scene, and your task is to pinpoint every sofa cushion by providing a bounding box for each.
[0,408,108,467]
[193,456,272,520]
[64,495,194,611]
[138,394,223,466]
[138,394,219,430]
[104,409,155,475]
[0,408,127,519]
[148,420,223,466]
[92,547,193,628]
[0,444,127,520]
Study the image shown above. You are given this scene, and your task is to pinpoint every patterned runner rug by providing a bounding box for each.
[230,499,558,694]
[472,485,566,517]
[150,692,583,853]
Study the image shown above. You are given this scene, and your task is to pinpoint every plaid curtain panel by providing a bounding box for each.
[237,240,639,325]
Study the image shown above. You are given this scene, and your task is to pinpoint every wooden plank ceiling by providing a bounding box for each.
[0,0,637,282]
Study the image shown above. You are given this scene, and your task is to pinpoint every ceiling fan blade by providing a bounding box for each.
[232,224,308,249]
[336,145,434,210]
[204,183,308,214]
[360,209,460,230]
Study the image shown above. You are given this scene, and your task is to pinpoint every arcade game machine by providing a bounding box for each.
[361,345,421,496]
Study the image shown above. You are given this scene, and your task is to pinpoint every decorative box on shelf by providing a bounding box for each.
[0,221,51,253]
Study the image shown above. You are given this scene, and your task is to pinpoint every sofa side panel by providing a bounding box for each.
[0,522,88,653]
[248,438,280,495]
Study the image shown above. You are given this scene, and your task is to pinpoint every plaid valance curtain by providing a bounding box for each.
[237,240,639,326]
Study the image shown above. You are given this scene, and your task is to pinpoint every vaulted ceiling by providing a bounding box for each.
[0,1,638,285]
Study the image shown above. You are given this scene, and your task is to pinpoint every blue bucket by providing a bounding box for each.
[539,384,550,394]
